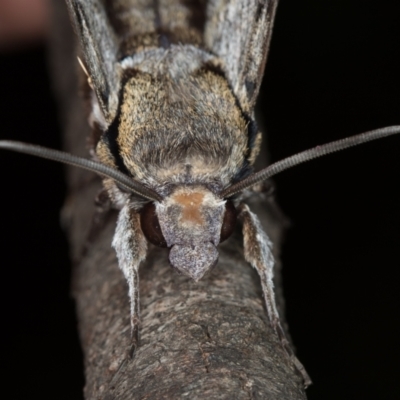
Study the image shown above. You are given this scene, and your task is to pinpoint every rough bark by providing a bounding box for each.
[49,1,307,399]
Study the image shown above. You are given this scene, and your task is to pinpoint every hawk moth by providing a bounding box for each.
[0,0,399,388]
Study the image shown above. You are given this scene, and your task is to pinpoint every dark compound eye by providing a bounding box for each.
[140,202,168,247]
[220,200,237,242]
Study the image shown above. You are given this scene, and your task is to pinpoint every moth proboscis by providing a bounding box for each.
[0,0,399,387]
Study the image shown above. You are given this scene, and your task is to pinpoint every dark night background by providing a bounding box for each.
[0,1,399,399]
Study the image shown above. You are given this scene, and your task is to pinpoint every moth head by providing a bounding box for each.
[140,187,237,281]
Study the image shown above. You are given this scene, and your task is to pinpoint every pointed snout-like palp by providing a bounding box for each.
[169,242,219,281]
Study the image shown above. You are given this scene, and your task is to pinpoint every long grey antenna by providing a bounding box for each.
[221,125,400,198]
[0,141,162,202]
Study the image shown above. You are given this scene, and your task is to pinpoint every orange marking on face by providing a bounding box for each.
[173,192,205,225]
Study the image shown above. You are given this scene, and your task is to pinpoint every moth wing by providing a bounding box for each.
[66,0,120,124]
[205,0,278,114]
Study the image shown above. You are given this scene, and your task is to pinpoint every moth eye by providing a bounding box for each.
[220,200,237,243]
[140,203,168,247]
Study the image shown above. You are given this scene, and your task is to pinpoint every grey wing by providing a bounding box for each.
[205,0,279,114]
[66,0,120,124]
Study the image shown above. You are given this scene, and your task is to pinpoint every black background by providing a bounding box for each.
[0,1,399,399]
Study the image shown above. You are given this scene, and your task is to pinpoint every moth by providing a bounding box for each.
[0,0,399,387]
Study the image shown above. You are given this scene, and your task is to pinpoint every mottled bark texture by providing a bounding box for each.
[49,1,307,399]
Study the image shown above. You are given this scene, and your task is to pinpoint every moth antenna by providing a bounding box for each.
[0,141,162,202]
[221,125,400,198]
